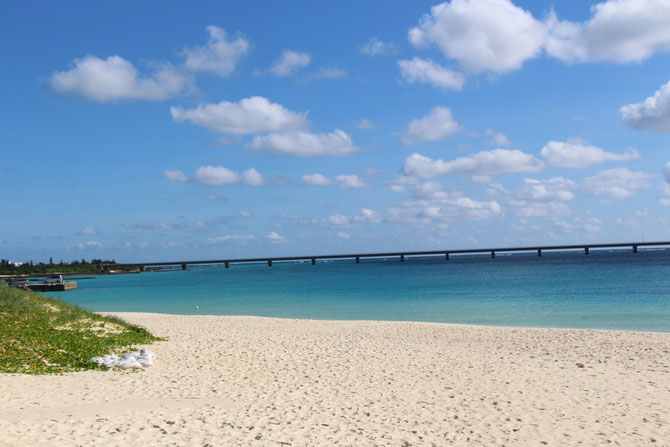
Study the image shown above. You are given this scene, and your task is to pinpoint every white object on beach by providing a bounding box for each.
[89,349,157,370]
[137,358,152,367]
[118,360,143,369]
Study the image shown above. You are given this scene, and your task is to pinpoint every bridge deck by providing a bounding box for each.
[105,241,670,270]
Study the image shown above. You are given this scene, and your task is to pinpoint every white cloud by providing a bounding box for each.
[301,173,333,186]
[355,118,380,130]
[248,130,360,157]
[485,129,512,146]
[540,140,639,168]
[271,50,311,76]
[620,80,670,132]
[163,170,188,182]
[77,226,98,235]
[182,25,249,76]
[334,174,368,189]
[581,168,652,199]
[409,0,546,74]
[193,166,241,186]
[664,162,670,183]
[515,177,577,201]
[337,231,351,239]
[546,0,670,64]
[170,96,309,135]
[387,196,501,223]
[163,166,265,187]
[360,37,399,56]
[398,57,465,91]
[50,55,191,102]
[403,149,544,178]
[264,231,286,243]
[403,106,460,145]
[241,168,265,186]
[86,241,103,248]
[207,235,254,244]
[301,173,367,189]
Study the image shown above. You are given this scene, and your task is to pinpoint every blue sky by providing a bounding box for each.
[2,0,670,262]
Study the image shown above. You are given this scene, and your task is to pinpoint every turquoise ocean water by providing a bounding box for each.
[46,249,670,332]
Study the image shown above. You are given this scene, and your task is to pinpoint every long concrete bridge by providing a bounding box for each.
[104,241,670,271]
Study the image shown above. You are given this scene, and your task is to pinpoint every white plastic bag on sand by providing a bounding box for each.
[137,358,152,367]
[119,360,143,369]
[139,349,155,360]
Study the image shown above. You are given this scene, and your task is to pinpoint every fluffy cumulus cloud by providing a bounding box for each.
[403,0,670,86]
[620,80,670,132]
[170,96,309,135]
[387,195,501,223]
[271,50,311,76]
[581,168,652,199]
[50,56,191,102]
[546,0,670,64]
[248,130,360,157]
[515,177,577,202]
[193,166,241,186]
[360,37,399,56]
[301,173,367,189]
[409,0,546,74]
[334,174,368,189]
[402,106,460,145]
[164,166,265,187]
[301,173,332,186]
[403,149,544,178]
[397,58,465,91]
[540,140,639,168]
[181,25,249,76]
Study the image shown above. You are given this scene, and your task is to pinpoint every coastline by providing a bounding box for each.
[1,312,669,445]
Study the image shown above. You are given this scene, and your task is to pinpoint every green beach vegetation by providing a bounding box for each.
[0,285,161,374]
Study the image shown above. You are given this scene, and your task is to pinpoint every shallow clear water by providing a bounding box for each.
[46,249,670,332]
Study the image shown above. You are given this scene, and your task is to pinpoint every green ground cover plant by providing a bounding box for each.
[0,285,162,374]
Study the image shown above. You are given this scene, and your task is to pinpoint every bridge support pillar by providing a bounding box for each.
[400,254,405,262]
[445,252,449,260]
[311,258,316,265]
[181,263,187,270]
[491,251,495,259]
[356,256,360,264]
[139,265,145,272]
[225,261,230,268]
[585,247,590,255]
[538,249,542,257]
[633,245,638,253]
[268,260,273,267]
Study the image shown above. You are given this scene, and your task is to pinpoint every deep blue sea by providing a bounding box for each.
[46,249,670,332]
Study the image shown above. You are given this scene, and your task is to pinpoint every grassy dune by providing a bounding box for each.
[0,286,161,374]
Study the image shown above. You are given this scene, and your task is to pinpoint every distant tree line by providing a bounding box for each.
[0,259,128,276]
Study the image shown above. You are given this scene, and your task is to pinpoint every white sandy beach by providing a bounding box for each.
[1,313,669,446]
